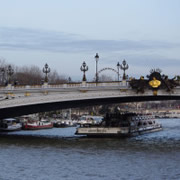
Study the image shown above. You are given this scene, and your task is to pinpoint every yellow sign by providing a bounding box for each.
[149,77,161,88]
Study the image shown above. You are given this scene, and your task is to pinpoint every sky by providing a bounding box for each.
[0,0,180,80]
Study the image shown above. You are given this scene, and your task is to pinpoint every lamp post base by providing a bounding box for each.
[82,81,87,87]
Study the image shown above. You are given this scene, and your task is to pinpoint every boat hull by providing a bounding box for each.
[23,124,53,130]
[75,126,162,137]
[0,126,22,132]
[54,124,75,128]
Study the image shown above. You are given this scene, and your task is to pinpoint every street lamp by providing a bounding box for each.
[117,62,120,81]
[7,65,14,85]
[43,63,50,83]
[80,61,88,81]
[120,59,129,80]
[94,53,99,83]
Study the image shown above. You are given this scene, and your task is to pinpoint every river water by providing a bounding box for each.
[0,118,180,180]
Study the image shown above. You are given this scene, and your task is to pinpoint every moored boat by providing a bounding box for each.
[77,115,103,126]
[75,113,162,137]
[23,119,53,130]
[0,118,22,131]
[53,119,76,128]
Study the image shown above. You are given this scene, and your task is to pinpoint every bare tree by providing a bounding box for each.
[99,74,113,82]
[48,70,68,84]
[14,65,43,85]
[1,59,68,85]
[0,59,8,85]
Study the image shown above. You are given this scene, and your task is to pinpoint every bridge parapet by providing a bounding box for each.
[0,81,130,91]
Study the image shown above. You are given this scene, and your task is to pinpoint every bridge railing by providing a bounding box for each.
[0,81,130,91]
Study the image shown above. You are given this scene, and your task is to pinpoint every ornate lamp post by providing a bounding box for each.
[94,53,99,83]
[117,62,120,81]
[120,59,129,80]
[43,63,50,83]
[80,61,88,81]
[7,65,14,85]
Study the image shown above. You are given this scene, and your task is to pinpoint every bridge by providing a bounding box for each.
[0,77,180,119]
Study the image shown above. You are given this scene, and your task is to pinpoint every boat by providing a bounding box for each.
[23,119,53,130]
[0,118,22,131]
[75,113,162,137]
[53,119,76,128]
[77,115,103,126]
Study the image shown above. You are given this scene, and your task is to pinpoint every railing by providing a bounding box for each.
[0,81,130,91]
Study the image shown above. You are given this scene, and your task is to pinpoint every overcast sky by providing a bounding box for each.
[0,0,180,80]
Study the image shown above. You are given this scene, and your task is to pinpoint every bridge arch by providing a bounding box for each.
[1,95,180,119]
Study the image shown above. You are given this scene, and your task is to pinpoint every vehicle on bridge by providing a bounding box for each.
[0,118,22,131]
[75,113,162,137]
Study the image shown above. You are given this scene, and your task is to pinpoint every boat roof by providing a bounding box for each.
[2,118,17,121]
[81,115,103,118]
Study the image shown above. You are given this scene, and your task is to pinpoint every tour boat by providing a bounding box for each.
[75,113,162,137]
[23,119,53,130]
[0,118,22,131]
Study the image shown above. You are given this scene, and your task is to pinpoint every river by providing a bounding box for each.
[0,118,180,180]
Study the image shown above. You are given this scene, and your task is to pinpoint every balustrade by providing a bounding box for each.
[0,81,130,95]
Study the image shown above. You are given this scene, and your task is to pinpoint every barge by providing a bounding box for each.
[75,113,162,137]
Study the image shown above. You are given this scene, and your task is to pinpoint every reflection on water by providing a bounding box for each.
[0,119,180,180]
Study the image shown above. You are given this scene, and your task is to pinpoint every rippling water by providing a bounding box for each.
[1,118,180,180]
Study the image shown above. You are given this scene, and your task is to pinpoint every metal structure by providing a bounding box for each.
[96,67,119,81]
[94,53,99,83]
[7,65,14,84]
[98,67,119,75]
[80,61,88,81]
[43,63,50,83]
[120,60,129,80]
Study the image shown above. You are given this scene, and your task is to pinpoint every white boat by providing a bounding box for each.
[77,115,103,126]
[75,113,162,137]
[53,119,76,128]
[0,118,22,131]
